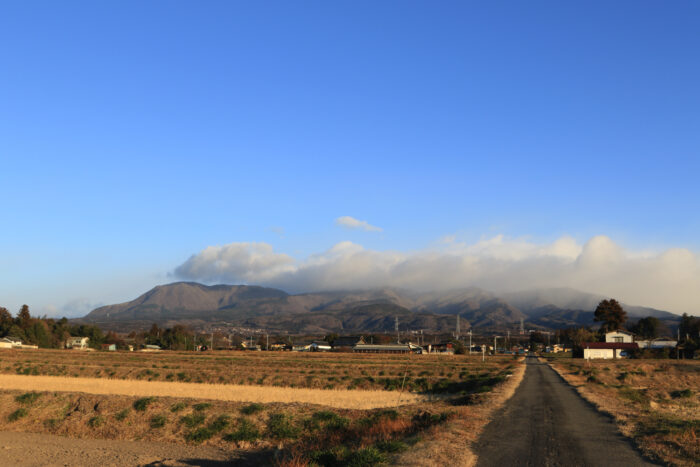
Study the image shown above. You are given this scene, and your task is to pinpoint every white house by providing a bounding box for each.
[66,336,90,349]
[0,337,22,349]
[605,330,634,343]
[582,342,638,359]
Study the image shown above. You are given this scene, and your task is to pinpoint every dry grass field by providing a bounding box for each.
[1,349,506,393]
[0,349,523,466]
[548,358,700,467]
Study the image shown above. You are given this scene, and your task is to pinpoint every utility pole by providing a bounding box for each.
[469,329,472,355]
[395,316,400,343]
[210,333,214,351]
[266,334,269,351]
[494,336,497,355]
[456,315,460,339]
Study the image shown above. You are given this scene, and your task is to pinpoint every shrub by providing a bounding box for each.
[266,413,300,439]
[115,409,130,421]
[43,418,59,429]
[345,447,386,466]
[311,410,349,430]
[150,414,167,429]
[15,392,41,405]
[193,402,212,411]
[240,403,264,415]
[133,397,155,411]
[8,408,28,421]
[180,412,206,428]
[170,402,187,412]
[186,427,215,443]
[376,440,408,453]
[670,389,694,399]
[209,415,231,433]
[224,419,260,442]
[88,416,104,427]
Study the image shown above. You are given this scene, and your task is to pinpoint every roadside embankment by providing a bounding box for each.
[395,357,526,467]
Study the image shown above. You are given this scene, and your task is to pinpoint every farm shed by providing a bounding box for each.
[636,339,678,349]
[579,342,638,359]
[353,343,422,354]
[310,341,331,352]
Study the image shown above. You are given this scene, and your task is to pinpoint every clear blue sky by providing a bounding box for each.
[1,1,699,316]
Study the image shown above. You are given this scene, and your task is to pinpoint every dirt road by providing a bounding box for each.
[0,430,237,466]
[474,357,656,466]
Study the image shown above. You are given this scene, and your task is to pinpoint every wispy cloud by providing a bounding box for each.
[174,235,700,315]
[335,216,382,232]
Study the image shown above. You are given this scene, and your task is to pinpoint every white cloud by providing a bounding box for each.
[174,235,700,315]
[335,216,383,232]
[174,242,296,284]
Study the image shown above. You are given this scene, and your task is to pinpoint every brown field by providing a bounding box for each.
[0,349,523,466]
[1,348,506,393]
[548,358,700,467]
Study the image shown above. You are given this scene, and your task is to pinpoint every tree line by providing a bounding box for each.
[0,305,107,349]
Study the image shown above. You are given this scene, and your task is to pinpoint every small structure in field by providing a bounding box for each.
[331,336,365,352]
[292,342,313,352]
[353,343,422,354]
[579,342,638,359]
[66,337,90,350]
[310,341,331,352]
[0,337,23,349]
[101,343,117,351]
[140,344,162,352]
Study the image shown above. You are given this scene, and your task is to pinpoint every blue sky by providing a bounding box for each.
[1,1,699,316]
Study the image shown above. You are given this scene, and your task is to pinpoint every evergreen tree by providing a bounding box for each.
[593,299,627,333]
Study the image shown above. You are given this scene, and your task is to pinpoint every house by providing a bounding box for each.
[268,342,287,351]
[66,337,90,350]
[423,342,454,354]
[605,330,634,343]
[580,342,638,359]
[353,343,422,354]
[0,337,23,349]
[331,336,365,352]
[310,341,331,352]
[101,343,117,351]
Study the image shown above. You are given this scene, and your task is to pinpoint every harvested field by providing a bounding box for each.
[0,349,522,465]
[0,348,513,393]
[548,358,700,467]
[0,374,427,409]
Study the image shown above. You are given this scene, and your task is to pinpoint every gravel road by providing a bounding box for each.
[474,356,657,466]
[0,430,238,466]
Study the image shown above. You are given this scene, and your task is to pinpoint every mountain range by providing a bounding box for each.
[79,282,681,335]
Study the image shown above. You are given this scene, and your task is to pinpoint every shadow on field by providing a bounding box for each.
[142,449,276,467]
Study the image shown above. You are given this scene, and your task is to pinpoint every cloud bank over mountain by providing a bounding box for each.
[174,235,700,315]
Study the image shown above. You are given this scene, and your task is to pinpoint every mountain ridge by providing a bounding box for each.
[80,282,680,334]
